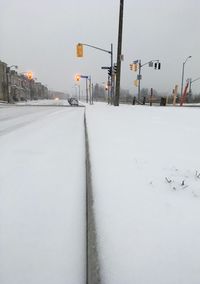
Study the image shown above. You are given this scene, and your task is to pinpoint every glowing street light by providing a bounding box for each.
[27,71,33,80]
[75,74,81,81]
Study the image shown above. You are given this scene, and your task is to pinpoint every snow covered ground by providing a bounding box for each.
[1,102,200,284]
[86,104,200,284]
[0,106,86,284]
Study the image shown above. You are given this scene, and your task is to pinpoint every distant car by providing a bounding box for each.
[68,98,79,106]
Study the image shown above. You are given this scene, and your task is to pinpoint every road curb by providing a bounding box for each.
[84,111,101,284]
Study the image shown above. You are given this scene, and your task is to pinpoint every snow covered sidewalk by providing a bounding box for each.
[86,104,200,284]
[0,107,86,284]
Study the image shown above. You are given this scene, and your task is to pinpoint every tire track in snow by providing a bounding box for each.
[84,111,101,284]
[0,107,75,137]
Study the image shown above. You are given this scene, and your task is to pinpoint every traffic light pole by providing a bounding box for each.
[78,42,114,100]
[136,59,160,102]
[78,84,81,100]
[79,75,93,104]
[88,76,92,105]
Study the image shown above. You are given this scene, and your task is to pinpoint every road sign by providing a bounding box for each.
[149,61,153,67]
[101,66,110,70]
[137,74,142,80]
[80,75,89,79]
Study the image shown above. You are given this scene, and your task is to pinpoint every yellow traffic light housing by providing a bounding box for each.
[76,43,83,57]
[134,64,138,72]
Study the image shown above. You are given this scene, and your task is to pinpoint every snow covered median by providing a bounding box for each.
[86,103,200,284]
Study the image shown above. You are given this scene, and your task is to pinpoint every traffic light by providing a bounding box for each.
[27,71,33,80]
[114,64,117,74]
[75,74,81,81]
[130,64,133,70]
[108,67,112,76]
[76,43,83,57]
[133,63,138,72]
[154,62,161,70]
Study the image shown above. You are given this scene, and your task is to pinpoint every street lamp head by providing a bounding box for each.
[184,56,192,64]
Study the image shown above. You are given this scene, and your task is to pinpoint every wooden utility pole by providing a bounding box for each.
[114,0,124,106]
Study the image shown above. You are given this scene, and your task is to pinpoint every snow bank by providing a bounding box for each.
[86,104,200,284]
[16,99,70,106]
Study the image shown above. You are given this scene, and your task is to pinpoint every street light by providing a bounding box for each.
[180,56,192,98]
[188,76,200,102]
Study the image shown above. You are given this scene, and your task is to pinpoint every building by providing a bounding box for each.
[0,59,49,103]
[0,60,8,101]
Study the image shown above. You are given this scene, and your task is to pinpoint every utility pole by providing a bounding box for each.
[114,0,124,106]
[138,60,141,102]
[110,43,114,104]
[86,78,89,103]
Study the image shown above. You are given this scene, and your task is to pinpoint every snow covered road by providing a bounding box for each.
[0,105,86,284]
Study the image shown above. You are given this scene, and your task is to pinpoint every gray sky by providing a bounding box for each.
[0,0,199,95]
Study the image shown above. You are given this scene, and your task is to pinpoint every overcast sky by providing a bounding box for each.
[0,0,199,95]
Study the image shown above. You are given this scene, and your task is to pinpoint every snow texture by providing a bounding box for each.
[86,104,200,284]
[0,106,86,284]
